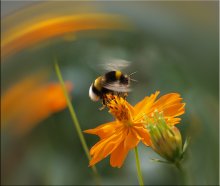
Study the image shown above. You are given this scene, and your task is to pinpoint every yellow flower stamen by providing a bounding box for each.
[106,94,133,124]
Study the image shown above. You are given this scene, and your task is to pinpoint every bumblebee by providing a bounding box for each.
[89,59,136,108]
[89,70,131,104]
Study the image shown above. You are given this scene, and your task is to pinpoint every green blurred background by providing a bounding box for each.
[1,1,219,185]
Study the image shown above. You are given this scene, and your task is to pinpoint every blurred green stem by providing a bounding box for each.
[54,59,100,184]
[175,162,188,185]
[134,147,144,186]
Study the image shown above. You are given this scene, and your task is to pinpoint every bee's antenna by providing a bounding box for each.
[129,71,138,82]
[129,71,137,77]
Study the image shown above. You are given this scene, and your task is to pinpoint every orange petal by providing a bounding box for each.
[90,128,123,156]
[124,128,140,149]
[110,127,142,168]
[134,91,160,121]
[89,127,126,166]
[133,124,151,146]
[152,93,183,111]
[163,103,185,117]
[110,142,130,168]
[150,93,185,124]
[134,92,185,125]
[84,121,121,139]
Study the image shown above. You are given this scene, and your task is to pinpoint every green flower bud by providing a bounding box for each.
[147,111,184,163]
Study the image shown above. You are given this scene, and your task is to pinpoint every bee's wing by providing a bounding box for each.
[99,58,131,71]
[103,81,131,92]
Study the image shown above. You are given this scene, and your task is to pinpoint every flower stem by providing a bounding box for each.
[54,59,100,184]
[134,146,144,186]
[175,161,188,185]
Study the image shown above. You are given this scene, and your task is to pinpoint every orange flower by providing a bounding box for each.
[84,91,185,168]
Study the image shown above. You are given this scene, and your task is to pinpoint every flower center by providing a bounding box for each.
[105,95,133,125]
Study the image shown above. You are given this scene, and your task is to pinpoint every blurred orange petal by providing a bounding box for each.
[1,76,73,136]
[2,13,131,57]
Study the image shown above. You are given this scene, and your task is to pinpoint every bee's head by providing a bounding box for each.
[120,74,130,85]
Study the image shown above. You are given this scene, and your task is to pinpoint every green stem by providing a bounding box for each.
[134,147,144,186]
[175,161,188,185]
[54,59,100,184]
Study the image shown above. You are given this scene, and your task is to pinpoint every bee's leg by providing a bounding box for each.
[99,97,106,111]
[99,104,106,111]
[118,92,128,99]
[115,92,121,98]
[123,92,128,99]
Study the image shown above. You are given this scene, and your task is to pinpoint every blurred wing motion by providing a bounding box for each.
[99,58,131,71]
[103,81,131,92]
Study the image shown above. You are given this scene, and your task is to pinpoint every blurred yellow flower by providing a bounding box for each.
[84,91,185,168]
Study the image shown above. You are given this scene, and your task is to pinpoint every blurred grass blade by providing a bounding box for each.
[54,59,100,184]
